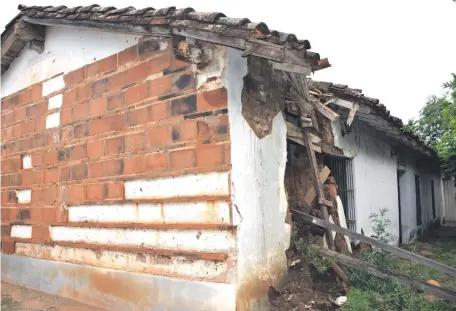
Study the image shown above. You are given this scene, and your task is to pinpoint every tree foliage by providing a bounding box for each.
[406,73,456,183]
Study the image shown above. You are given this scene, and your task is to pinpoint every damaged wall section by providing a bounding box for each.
[225,49,290,311]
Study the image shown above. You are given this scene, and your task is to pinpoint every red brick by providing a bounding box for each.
[34,170,45,184]
[71,143,87,160]
[150,101,170,122]
[145,152,169,172]
[21,170,34,186]
[106,182,124,199]
[171,120,198,143]
[71,163,88,180]
[87,183,106,201]
[30,84,43,102]
[14,107,26,123]
[60,108,72,125]
[1,241,15,254]
[62,126,74,142]
[107,93,125,110]
[197,88,228,112]
[89,114,125,136]
[20,137,34,153]
[85,61,100,78]
[149,53,172,75]
[22,120,35,136]
[170,95,197,116]
[26,100,48,118]
[124,155,145,175]
[138,38,162,59]
[34,117,46,133]
[64,68,84,86]
[20,90,32,105]
[105,136,125,155]
[172,71,195,93]
[32,153,43,167]
[105,159,124,176]
[43,151,57,165]
[91,78,108,98]
[42,207,57,222]
[31,189,41,205]
[32,225,50,241]
[171,53,191,69]
[33,134,45,149]
[30,207,43,221]
[2,111,15,127]
[1,224,11,238]
[126,106,149,127]
[125,83,147,106]
[73,122,89,139]
[107,72,126,92]
[148,75,172,99]
[169,148,196,169]
[118,46,138,66]
[59,167,71,182]
[197,143,228,168]
[100,54,117,73]
[90,97,106,116]
[57,148,70,162]
[73,101,90,121]
[124,133,145,152]
[45,168,59,183]
[87,140,105,158]
[69,184,86,202]
[146,126,171,148]
[63,88,77,106]
[76,84,92,101]
[42,186,59,205]
[126,62,150,84]
[88,161,105,178]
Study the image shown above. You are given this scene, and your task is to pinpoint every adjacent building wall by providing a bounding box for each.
[333,119,442,244]
[1,27,236,311]
[443,178,456,222]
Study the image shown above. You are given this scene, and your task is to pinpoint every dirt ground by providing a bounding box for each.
[1,282,107,311]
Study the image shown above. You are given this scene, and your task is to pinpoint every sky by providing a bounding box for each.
[1,0,455,122]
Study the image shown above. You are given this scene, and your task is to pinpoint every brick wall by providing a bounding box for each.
[1,37,233,281]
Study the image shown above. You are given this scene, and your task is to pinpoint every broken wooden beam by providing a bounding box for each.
[311,100,339,121]
[318,247,456,303]
[293,210,456,278]
[304,166,331,206]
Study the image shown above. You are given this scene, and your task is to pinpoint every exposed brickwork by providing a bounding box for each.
[1,39,231,260]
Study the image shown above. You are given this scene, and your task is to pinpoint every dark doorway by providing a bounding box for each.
[397,170,404,244]
[415,175,422,226]
[431,180,436,219]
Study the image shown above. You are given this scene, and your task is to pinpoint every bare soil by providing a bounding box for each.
[1,282,107,311]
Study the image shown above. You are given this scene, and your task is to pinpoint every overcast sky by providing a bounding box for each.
[1,0,455,122]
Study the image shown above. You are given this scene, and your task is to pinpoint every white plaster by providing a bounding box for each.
[15,243,226,279]
[11,225,32,239]
[2,26,139,97]
[16,189,31,203]
[42,75,65,97]
[225,48,290,303]
[443,178,456,222]
[21,154,32,169]
[68,201,230,224]
[125,172,229,200]
[50,226,233,252]
[333,118,443,244]
[47,94,63,110]
[45,112,60,129]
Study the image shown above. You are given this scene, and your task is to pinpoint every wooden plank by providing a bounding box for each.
[304,166,331,206]
[272,62,311,75]
[303,131,335,249]
[311,100,339,121]
[318,248,456,303]
[293,210,456,278]
[346,102,359,127]
[319,198,333,207]
[244,42,284,62]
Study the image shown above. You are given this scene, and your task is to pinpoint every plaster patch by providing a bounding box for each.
[45,112,60,129]
[42,74,64,96]
[21,154,32,169]
[48,94,63,110]
[16,189,31,203]
[11,225,32,239]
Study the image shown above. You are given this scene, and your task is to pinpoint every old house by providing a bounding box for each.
[0,4,445,311]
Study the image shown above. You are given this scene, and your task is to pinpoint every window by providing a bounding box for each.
[415,175,422,226]
[323,155,356,231]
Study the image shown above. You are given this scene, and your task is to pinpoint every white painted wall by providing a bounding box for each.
[225,48,290,310]
[2,26,139,96]
[333,119,443,244]
[443,178,456,222]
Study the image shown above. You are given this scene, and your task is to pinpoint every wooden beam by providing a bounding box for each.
[304,166,331,206]
[293,210,456,278]
[311,100,339,121]
[244,41,285,62]
[272,62,311,75]
[318,248,456,303]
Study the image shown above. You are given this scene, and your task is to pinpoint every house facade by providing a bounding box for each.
[310,81,444,244]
